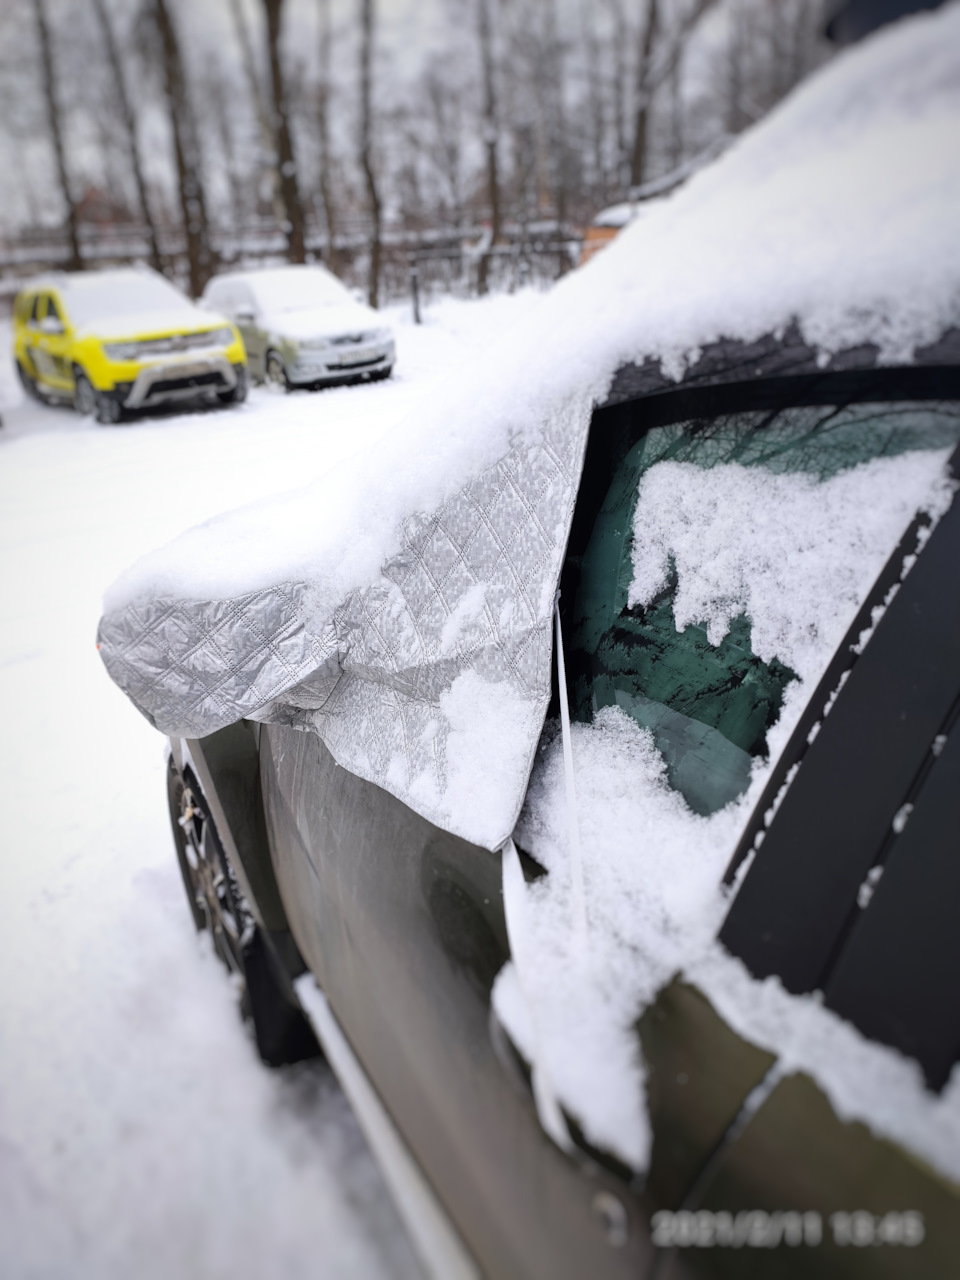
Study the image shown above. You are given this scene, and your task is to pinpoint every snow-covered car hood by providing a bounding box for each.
[78,307,230,343]
[264,302,387,342]
[98,7,960,857]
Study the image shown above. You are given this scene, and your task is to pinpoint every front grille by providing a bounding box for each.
[332,356,383,370]
[134,332,222,357]
[146,372,226,397]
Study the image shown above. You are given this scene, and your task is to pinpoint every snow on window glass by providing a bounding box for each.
[498,401,960,1172]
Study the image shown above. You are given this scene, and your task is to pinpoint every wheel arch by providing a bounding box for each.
[172,724,303,974]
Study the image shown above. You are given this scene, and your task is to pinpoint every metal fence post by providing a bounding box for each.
[409,256,421,324]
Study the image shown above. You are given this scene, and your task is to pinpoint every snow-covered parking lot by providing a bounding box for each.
[0,290,541,1280]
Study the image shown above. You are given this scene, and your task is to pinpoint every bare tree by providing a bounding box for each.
[89,0,163,273]
[476,0,500,293]
[206,54,250,232]
[316,0,339,272]
[629,0,659,188]
[153,0,214,295]
[629,0,716,191]
[359,0,381,306]
[422,60,468,232]
[227,0,283,221]
[262,0,306,262]
[604,0,629,193]
[32,0,81,269]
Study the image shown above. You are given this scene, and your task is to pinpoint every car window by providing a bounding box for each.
[249,268,351,313]
[566,401,960,817]
[236,285,256,314]
[203,280,227,310]
[30,294,44,324]
[46,296,64,327]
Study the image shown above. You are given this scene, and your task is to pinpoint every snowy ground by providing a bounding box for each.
[0,289,544,1280]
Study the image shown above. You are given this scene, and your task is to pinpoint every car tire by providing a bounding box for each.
[217,365,248,406]
[265,351,290,392]
[95,392,124,425]
[73,369,97,416]
[166,758,320,1067]
[16,360,42,401]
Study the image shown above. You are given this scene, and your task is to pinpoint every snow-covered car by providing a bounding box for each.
[201,264,395,390]
[12,268,246,423]
[98,10,960,1279]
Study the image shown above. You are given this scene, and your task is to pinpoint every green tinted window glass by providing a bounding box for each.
[568,402,960,817]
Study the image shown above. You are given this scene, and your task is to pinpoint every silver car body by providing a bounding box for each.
[202,265,395,388]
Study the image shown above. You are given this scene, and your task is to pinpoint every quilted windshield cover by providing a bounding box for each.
[97,396,593,850]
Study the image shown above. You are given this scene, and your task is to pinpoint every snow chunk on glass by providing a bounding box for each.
[497,417,959,1173]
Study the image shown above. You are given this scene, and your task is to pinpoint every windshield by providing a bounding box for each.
[63,273,194,326]
[249,268,351,313]
[566,400,960,816]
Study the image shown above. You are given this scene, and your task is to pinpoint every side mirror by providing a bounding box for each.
[234,309,255,324]
[39,315,64,336]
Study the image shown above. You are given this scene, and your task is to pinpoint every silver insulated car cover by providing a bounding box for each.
[97,393,594,851]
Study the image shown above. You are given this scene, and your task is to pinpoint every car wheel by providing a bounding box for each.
[16,360,42,401]
[73,369,97,416]
[166,759,319,1067]
[217,365,248,406]
[95,392,124,425]
[265,351,290,392]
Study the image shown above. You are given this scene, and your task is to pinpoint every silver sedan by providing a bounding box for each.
[202,264,395,390]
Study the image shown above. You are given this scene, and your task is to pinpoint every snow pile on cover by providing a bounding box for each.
[494,447,956,1170]
[99,5,960,852]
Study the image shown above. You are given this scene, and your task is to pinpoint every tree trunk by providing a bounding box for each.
[154,0,214,296]
[629,0,659,190]
[227,0,284,223]
[476,0,500,295]
[32,0,81,270]
[263,0,306,263]
[316,0,339,273]
[359,0,381,307]
[544,0,569,236]
[90,0,163,274]
[604,0,629,193]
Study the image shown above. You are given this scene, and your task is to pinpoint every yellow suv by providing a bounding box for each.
[13,267,247,423]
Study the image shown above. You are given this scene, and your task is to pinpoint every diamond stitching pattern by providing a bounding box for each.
[98,392,592,846]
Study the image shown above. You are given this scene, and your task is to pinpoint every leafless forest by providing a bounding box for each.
[0,0,831,303]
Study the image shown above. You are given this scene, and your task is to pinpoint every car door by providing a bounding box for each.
[557,374,960,1278]
[27,293,73,396]
[260,722,655,1279]
[22,293,51,389]
[39,293,75,395]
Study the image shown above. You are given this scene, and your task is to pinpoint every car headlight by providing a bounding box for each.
[102,340,139,361]
[298,337,331,351]
[205,326,235,347]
